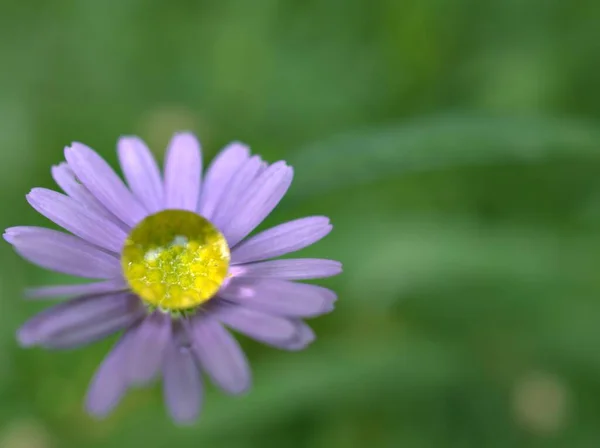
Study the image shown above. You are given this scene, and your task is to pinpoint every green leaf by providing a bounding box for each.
[306,209,596,308]
[107,338,468,446]
[288,115,600,198]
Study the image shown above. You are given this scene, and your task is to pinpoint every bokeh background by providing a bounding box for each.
[2,0,600,447]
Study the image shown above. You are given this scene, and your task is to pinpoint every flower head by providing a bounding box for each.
[4,133,341,424]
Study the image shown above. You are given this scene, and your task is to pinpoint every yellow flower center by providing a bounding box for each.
[121,210,230,311]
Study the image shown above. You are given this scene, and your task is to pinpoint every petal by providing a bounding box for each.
[26,188,127,253]
[233,258,343,280]
[190,316,251,395]
[199,142,250,219]
[52,162,95,204]
[252,320,316,352]
[26,278,128,299]
[51,163,128,230]
[262,321,316,351]
[85,329,136,418]
[43,311,143,350]
[219,279,336,317]
[127,312,171,385]
[215,304,297,343]
[163,133,202,211]
[4,227,121,278]
[221,162,294,247]
[211,155,263,231]
[163,342,203,425]
[117,136,164,213]
[17,292,143,348]
[65,142,147,227]
[224,319,314,352]
[231,216,332,264]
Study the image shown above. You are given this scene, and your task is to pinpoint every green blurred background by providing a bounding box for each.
[1,0,600,447]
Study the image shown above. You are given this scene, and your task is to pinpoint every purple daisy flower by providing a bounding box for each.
[4,133,341,424]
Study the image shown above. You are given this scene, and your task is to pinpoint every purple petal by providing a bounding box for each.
[52,162,95,204]
[233,258,343,280]
[219,279,336,317]
[231,216,332,264]
[211,155,263,231]
[118,136,164,213]
[17,292,143,348]
[65,142,146,227]
[51,163,128,230]
[85,329,136,418]
[163,133,202,211]
[127,312,171,385]
[280,321,316,350]
[198,142,250,220]
[257,160,268,174]
[190,316,251,395]
[221,161,294,247]
[163,342,203,424]
[26,278,128,299]
[4,227,121,278]
[26,188,127,253]
[42,310,143,350]
[262,321,316,351]
[215,304,296,343]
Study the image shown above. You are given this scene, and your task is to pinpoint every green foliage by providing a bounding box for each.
[1,0,600,447]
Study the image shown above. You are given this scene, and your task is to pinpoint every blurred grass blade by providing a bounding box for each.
[289,115,600,198]
[116,339,467,445]
[334,217,592,305]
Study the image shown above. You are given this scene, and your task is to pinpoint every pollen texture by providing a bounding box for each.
[121,210,230,310]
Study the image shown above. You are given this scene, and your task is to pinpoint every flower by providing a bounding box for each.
[4,133,341,424]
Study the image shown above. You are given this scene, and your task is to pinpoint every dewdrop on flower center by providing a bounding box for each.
[121,209,230,310]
